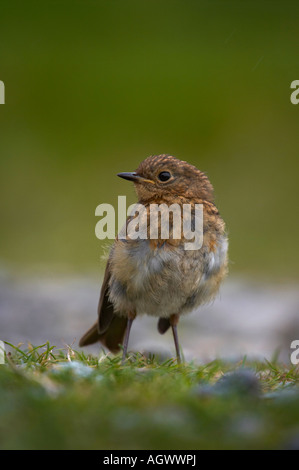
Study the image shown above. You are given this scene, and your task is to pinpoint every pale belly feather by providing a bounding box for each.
[108,235,228,319]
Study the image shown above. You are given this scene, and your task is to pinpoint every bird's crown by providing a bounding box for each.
[126,154,215,203]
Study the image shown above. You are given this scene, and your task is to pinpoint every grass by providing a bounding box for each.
[0,342,299,450]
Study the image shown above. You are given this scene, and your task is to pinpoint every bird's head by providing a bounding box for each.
[117,154,214,203]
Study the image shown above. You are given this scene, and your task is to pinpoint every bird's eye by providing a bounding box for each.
[158,171,171,182]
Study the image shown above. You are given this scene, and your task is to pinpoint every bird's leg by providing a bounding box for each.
[121,311,136,364]
[170,314,181,364]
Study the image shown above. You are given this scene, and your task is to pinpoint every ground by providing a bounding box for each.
[1,342,299,450]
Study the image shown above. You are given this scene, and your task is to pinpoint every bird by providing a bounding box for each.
[79,154,228,363]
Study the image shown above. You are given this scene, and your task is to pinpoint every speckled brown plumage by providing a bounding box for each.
[79,154,228,363]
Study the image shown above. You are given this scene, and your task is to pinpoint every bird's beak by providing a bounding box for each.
[117,172,154,184]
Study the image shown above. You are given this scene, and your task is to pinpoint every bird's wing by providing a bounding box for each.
[79,214,139,351]
[79,253,127,351]
[97,258,114,333]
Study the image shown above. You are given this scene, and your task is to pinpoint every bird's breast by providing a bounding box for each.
[108,231,228,318]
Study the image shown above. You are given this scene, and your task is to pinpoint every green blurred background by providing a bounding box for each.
[0,0,298,280]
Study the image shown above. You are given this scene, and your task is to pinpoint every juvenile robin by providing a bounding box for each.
[79,154,228,363]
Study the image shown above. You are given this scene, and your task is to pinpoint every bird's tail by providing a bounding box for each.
[157,317,171,334]
[79,316,128,354]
